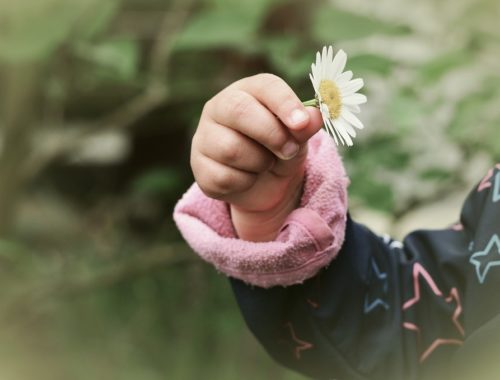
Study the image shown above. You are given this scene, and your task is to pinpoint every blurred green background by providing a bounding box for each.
[0,0,498,379]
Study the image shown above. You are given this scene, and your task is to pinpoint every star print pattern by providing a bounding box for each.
[470,234,500,284]
[364,258,390,314]
[227,163,500,379]
[477,164,500,192]
[283,322,313,360]
[402,263,464,362]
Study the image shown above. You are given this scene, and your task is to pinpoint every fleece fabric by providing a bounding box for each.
[173,130,349,288]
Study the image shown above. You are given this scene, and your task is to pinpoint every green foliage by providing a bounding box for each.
[174,9,258,50]
[131,168,185,198]
[348,54,396,76]
[262,36,313,80]
[74,38,139,82]
[345,136,411,212]
[387,91,426,132]
[419,50,472,83]
[312,6,410,42]
[173,0,278,51]
[0,0,121,63]
[449,80,500,157]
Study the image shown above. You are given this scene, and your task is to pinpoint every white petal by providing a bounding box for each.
[321,46,328,78]
[327,46,333,65]
[340,78,364,95]
[342,109,364,129]
[324,118,339,145]
[309,73,319,93]
[343,93,367,105]
[345,104,361,114]
[310,63,316,79]
[340,117,357,137]
[319,102,330,119]
[331,49,347,79]
[336,117,356,140]
[336,70,353,85]
[333,118,352,146]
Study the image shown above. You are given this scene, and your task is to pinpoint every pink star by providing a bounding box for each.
[284,322,313,360]
[402,263,465,363]
[477,164,500,192]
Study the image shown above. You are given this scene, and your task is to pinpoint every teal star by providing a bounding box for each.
[364,258,389,314]
[470,234,500,284]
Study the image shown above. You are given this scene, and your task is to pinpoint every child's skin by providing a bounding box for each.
[190,73,324,242]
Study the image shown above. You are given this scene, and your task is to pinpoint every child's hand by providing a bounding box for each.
[191,74,323,241]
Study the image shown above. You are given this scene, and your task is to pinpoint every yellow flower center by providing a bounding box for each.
[319,79,342,119]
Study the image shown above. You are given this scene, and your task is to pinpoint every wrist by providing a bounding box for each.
[230,174,304,242]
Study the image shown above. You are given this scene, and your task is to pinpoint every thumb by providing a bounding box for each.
[270,107,323,177]
[287,106,324,145]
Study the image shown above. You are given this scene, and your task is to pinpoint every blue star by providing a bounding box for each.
[364,258,390,313]
[493,171,500,203]
[470,234,500,284]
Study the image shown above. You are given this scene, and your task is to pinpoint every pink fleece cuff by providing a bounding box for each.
[173,130,349,288]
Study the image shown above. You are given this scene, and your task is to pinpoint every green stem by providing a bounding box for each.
[302,98,318,107]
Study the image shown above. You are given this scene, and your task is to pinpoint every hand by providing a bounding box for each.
[191,74,323,241]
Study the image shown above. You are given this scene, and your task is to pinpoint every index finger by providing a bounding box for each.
[234,74,310,133]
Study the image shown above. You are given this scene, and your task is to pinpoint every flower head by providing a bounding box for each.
[309,46,367,146]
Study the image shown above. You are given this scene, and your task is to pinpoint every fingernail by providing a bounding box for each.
[280,141,299,160]
[289,109,308,128]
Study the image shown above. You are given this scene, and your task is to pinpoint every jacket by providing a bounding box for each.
[174,130,500,379]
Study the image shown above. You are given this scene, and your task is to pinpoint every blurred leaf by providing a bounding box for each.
[420,168,453,181]
[419,50,472,83]
[312,6,410,42]
[174,4,266,50]
[345,136,411,212]
[262,36,311,80]
[387,92,425,132]
[0,0,120,63]
[449,81,500,157]
[131,168,184,198]
[0,239,30,259]
[206,0,279,8]
[74,0,120,40]
[75,38,139,81]
[348,54,396,76]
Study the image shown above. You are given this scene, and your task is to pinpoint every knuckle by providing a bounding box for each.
[219,136,242,163]
[199,186,224,200]
[255,73,285,95]
[255,73,282,87]
[264,125,288,151]
[235,174,257,192]
[211,169,236,195]
[276,93,298,115]
[253,154,275,173]
[202,97,214,115]
[226,91,253,122]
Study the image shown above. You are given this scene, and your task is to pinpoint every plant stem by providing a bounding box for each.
[302,98,318,107]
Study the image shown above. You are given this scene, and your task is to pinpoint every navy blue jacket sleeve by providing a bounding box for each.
[230,165,500,380]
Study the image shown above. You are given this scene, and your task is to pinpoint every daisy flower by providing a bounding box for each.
[303,46,367,146]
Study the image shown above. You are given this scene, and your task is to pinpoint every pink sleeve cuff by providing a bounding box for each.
[173,130,349,288]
